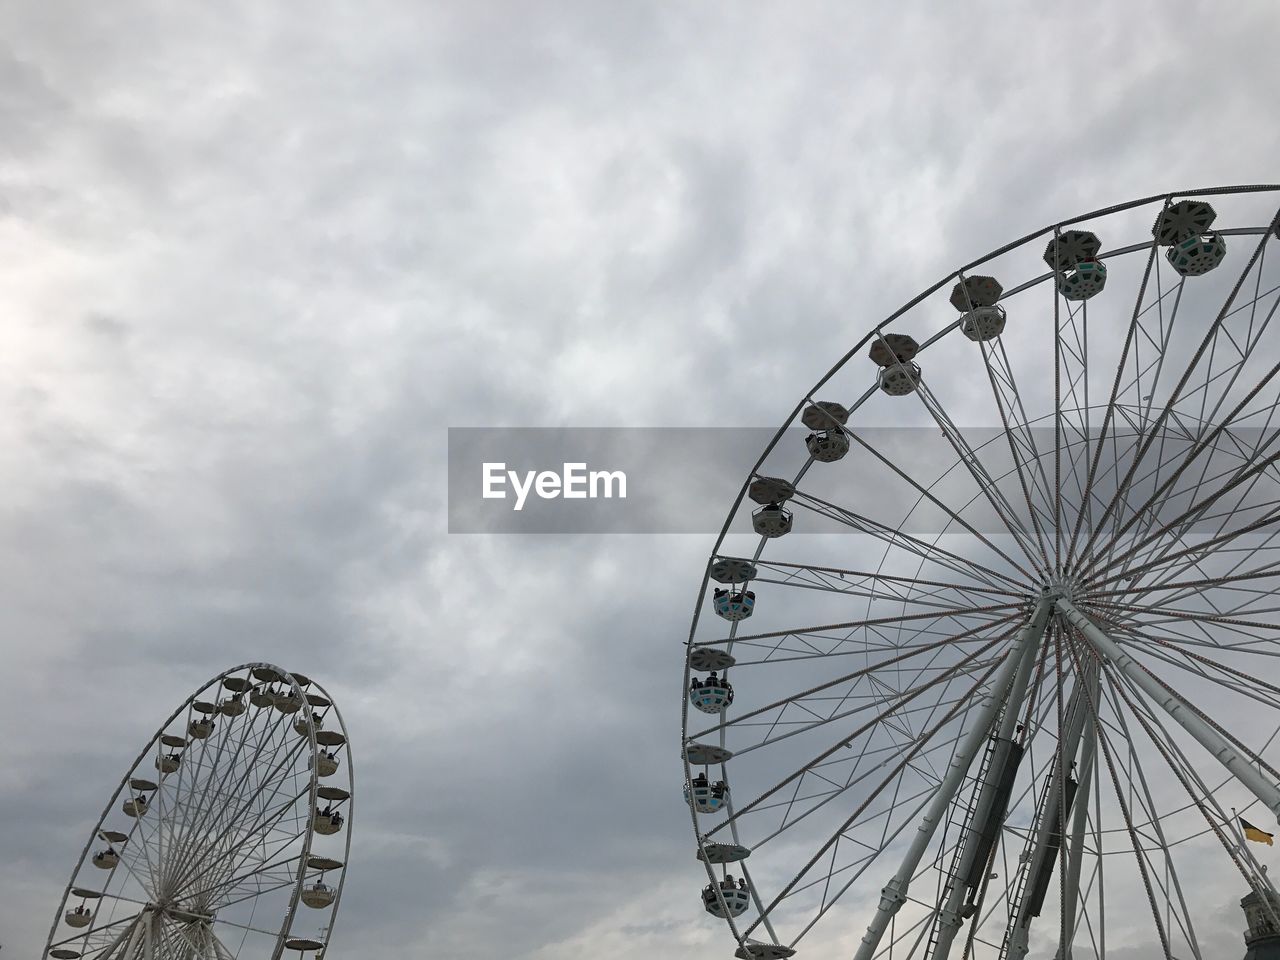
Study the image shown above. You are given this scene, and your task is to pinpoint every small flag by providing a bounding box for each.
[1241,817,1275,846]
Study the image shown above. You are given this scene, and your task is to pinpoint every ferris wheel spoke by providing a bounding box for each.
[1074,222,1280,570]
[1080,399,1280,583]
[167,705,306,896]
[841,430,1044,584]
[976,335,1059,559]
[1062,234,1165,569]
[160,691,285,895]
[910,379,1051,575]
[751,656,1013,945]
[170,742,310,901]
[1096,675,1203,959]
[689,619,1015,742]
[189,784,312,906]
[788,491,1027,591]
[707,637,1012,841]
[744,557,1024,607]
[698,602,1024,653]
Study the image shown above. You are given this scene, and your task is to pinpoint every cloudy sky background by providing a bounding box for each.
[2,2,1280,957]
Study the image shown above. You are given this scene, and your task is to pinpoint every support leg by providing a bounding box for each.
[852,594,1053,960]
[1057,598,1280,821]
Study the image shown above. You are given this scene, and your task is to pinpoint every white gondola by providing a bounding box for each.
[188,718,215,740]
[1044,230,1107,301]
[300,881,336,909]
[702,879,751,918]
[868,333,919,367]
[274,690,303,714]
[949,275,1003,311]
[1166,232,1226,276]
[690,676,735,713]
[879,361,921,396]
[92,848,120,869]
[64,906,93,928]
[312,809,344,836]
[752,503,793,538]
[220,693,247,717]
[122,795,149,818]
[249,685,276,708]
[712,588,755,622]
[295,713,324,738]
[685,778,730,813]
[805,427,850,462]
[155,752,182,774]
[960,304,1007,342]
[1056,259,1107,301]
[312,751,340,778]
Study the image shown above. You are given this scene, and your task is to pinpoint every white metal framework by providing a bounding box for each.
[43,663,353,960]
[683,186,1280,960]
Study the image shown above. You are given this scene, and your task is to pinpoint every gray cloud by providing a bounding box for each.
[2,2,1279,958]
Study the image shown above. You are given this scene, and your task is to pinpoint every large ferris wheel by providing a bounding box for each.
[682,186,1280,960]
[43,664,353,960]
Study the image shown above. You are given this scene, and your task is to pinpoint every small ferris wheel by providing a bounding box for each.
[43,663,353,960]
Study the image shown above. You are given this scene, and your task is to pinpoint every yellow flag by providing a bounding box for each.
[1241,817,1275,846]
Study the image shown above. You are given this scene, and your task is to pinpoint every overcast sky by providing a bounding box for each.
[3,3,1280,958]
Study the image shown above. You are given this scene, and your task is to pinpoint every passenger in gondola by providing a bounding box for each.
[693,771,709,789]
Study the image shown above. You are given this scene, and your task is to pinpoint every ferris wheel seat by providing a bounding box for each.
[64,908,93,928]
[1152,199,1218,245]
[950,275,1003,310]
[92,849,120,869]
[752,504,793,538]
[713,589,755,621]
[313,813,343,835]
[295,715,323,738]
[710,557,758,585]
[1166,233,1226,276]
[689,648,735,672]
[249,686,276,708]
[690,683,734,713]
[122,797,148,817]
[685,781,730,813]
[155,753,182,774]
[698,842,751,864]
[220,695,247,716]
[1056,260,1107,301]
[1043,229,1102,272]
[274,692,303,714]
[702,882,751,918]
[313,753,340,777]
[879,361,921,396]
[301,882,336,908]
[188,719,215,739]
[960,305,1007,342]
[805,429,850,462]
